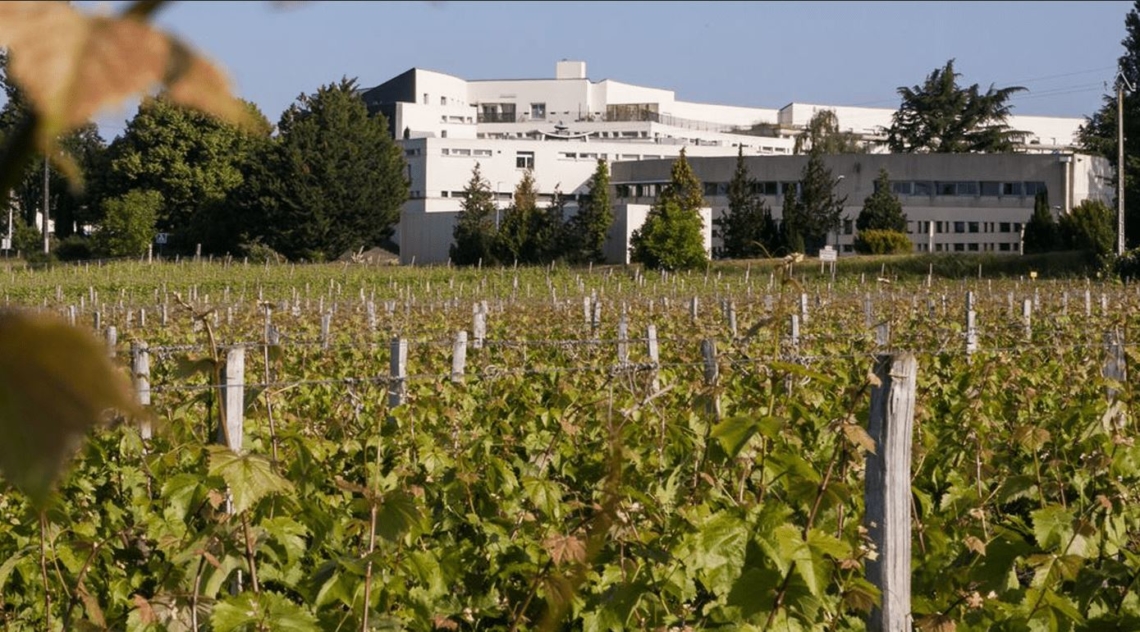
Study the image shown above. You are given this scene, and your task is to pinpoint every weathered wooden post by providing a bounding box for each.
[131,341,151,440]
[865,353,916,632]
[219,346,245,452]
[451,331,467,384]
[647,324,660,392]
[389,337,408,409]
[617,315,629,366]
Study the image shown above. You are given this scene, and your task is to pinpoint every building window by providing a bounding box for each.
[844,219,854,235]
[981,181,1001,196]
[1002,182,1023,196]
[999,222,1011,232]
[441,191,449,198]
[968,243,979,251]
[440,130,447,138]
[914,181,933,196]
[423,93,429,105]
[968,222,979,233]
[954,243,965,252]
[516,151,535,169]
[531,103,546,119]
[441,96,447,106]
[954,221,966,234]
[999,242,1011,252]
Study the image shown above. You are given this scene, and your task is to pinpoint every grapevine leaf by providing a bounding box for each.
[375,490,422,542]
[841,422,877,454]
[692,510,749,595]
[207,446,294,514]
[210,591,320,632]
[0,311,141,508]
[711,416,761,459]
[1032,505,1074,551]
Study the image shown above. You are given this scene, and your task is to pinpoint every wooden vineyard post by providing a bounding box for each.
[452,331,468,384]
[105,326,117,358]
[473,306,486,349]
[1022,299,1032,341]
[1104,329,1127,428]
[965,291,978,357]
[131,341,151,440]
[647,324,660,392]
[320,312,331,351]
[690,296,699,324]
[875,323,890,349]
[865,353,917,632]
[389,337,408,410]
[800,292,809,325]
[219,346,245,453]
[617,315,629,367]
[726,301,737,339]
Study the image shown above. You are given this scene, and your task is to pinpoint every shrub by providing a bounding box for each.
[55,235,93,261]
[854,229,912,255]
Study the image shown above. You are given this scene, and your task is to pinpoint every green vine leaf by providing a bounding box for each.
[0,311,141,508]
[210,591,320,632]
[207,445,294,514]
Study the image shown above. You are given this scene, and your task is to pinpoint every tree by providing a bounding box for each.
[92,189,161,258]
[1022,191,1060,254]
[1078,1,1140,248]
[714,146,779,258]
[97,96,270,252]
[494,169,539,264]
[450,163,498,266]
[780,188,805,255]
[793,109,865,154]
[856,168,907,233]
[886,59,1026,153]
[792,148,847,255]
[261,78,407,261]
[630,149,708,270]
[532,186,568,263]
[566,159,613,263]
[1059,199,1116,265]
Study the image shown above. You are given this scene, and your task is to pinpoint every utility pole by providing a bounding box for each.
[41,155,48,255]
[1118,72,1136,256]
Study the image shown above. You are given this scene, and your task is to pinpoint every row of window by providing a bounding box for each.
[909,220,1025,234]
[888,180,1047,197]
[440,147,494,157]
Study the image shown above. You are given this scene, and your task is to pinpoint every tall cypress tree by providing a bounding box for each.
[856,168,907,233]
[630,148,708,270]
[567,159,613,263]
[796,148,847,254]
[494,169,538,264]
[1023,190,1059,254]
[714,145,778,258]
[450,163,498,266]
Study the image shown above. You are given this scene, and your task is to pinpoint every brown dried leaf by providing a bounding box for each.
[842,422,877,454]
[543,533,586,566]
[964,535,986,556]
[131,594,157,625]
[915,613,956,632]
[432,615,460,631]
[0,310,142,508]
[0,2,252,149]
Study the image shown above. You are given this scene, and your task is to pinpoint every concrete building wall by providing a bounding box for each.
[468,79,596,122]
[612,153,1113,257]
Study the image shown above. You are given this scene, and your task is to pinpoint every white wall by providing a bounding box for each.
[666,101,780,128]
[467,79,595,122]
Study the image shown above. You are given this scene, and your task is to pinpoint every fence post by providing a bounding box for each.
[690,296,699,324]
[875,322,890,349]
[790,314,801,356]
[965,291,978,357]
[617,315,629,366]
[473,309,486,349]
[1022,298,1032,341]
[647,324,660,392]
[389,337,408,409]
[131,341,151,440]
[701,338,718,386]
[105,326,117,358]
[320,312,331,351]
[865,353,916,632]
[452,331,468,384]
[1104,329,1127,428]
[726,301,737,339]
[800,292,809,325]
[219,346,245,453]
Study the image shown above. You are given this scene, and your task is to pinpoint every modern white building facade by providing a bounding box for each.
[360,61,1096,264]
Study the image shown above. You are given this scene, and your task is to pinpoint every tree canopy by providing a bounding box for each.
[261,78,407,261]
[856,168,906,233]
[783,148,847,255]
[450,163,498,267]
[565,159,613,263]
[793,110,865,155]
[886,59,1026,153]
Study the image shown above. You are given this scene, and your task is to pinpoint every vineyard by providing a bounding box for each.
[0,259,1137,632]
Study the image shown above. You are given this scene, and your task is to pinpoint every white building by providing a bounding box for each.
[360,61,1095,264]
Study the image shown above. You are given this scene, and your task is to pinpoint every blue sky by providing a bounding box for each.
[76,1,1134,139]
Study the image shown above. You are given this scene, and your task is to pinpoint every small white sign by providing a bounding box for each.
[1,238,9,250]
[819,246,837,262]
[155,233,169,245]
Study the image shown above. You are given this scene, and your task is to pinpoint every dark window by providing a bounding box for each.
[999,222,1011,232]
[1002,182,1023,196]
[968,243,979,251]
[914,181,933,196]
[954,243,965,252]
[892,181,912,195]
[958,181,979,196]
[954,221,966,234]
[968,222,979,233]
[938,182,957,196]
[981,181,1001,196]
[516,151,535,169]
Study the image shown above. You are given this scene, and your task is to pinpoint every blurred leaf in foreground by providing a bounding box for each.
[0,310,141,507]
[0,1,255,180]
